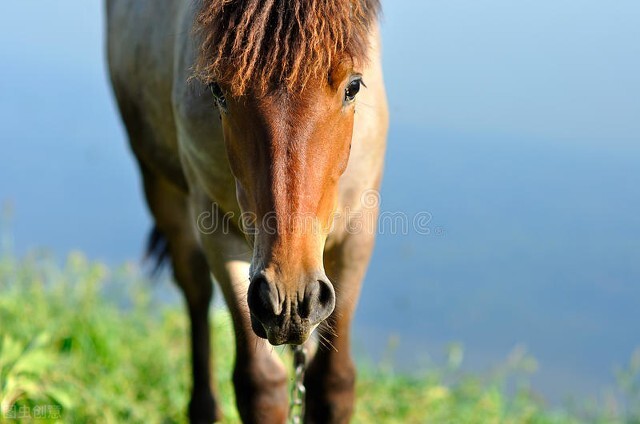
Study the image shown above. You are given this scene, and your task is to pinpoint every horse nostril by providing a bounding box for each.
[318,279,335,308]
[247,276,280,323]
[301,279,336,324]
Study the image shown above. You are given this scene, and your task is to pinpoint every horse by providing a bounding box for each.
[106,0,388,422]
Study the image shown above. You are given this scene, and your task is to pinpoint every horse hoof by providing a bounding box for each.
[188,391,221,424]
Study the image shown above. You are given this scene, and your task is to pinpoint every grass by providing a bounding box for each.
[0,250,638,423]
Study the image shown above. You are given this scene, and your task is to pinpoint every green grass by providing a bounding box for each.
[0,251,638,423]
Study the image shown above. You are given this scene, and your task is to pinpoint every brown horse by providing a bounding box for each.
[106,0,388,422]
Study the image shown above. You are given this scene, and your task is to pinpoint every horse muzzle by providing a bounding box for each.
[247,273,336,345]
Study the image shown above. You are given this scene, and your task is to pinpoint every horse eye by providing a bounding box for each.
[209,83,227,109]
[344,78,362,103]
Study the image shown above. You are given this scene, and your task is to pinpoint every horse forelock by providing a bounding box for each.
[194,0,381,96]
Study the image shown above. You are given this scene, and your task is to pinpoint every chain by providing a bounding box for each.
[289,345,307,424]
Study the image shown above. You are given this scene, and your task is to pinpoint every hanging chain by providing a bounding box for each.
[289,345,307,424]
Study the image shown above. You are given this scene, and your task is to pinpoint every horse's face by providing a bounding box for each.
[211,66,362,345]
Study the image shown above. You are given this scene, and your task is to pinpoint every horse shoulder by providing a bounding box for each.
[330,27,389,246]
[170,7,239,215]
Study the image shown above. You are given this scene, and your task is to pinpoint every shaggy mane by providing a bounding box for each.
[194,0,381,96]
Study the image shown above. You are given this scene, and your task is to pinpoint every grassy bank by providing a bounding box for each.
[0,252,637,423]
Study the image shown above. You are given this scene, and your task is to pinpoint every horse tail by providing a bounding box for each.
[144,225,170,276]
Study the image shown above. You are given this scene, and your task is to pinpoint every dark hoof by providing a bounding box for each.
[188,390,220,424]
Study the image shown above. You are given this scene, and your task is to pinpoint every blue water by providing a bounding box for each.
[359,129,640,400]
[1,0,639,404]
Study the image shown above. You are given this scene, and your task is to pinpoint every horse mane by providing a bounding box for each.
[194,0,381,96]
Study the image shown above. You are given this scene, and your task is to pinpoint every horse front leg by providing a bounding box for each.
[139,173,221,424]
[304,230,377,424]
[198,223,289,424]
[231,335,289,424]
[166,236,220,424]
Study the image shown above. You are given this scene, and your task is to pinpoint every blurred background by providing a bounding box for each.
[1,0,639,407]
